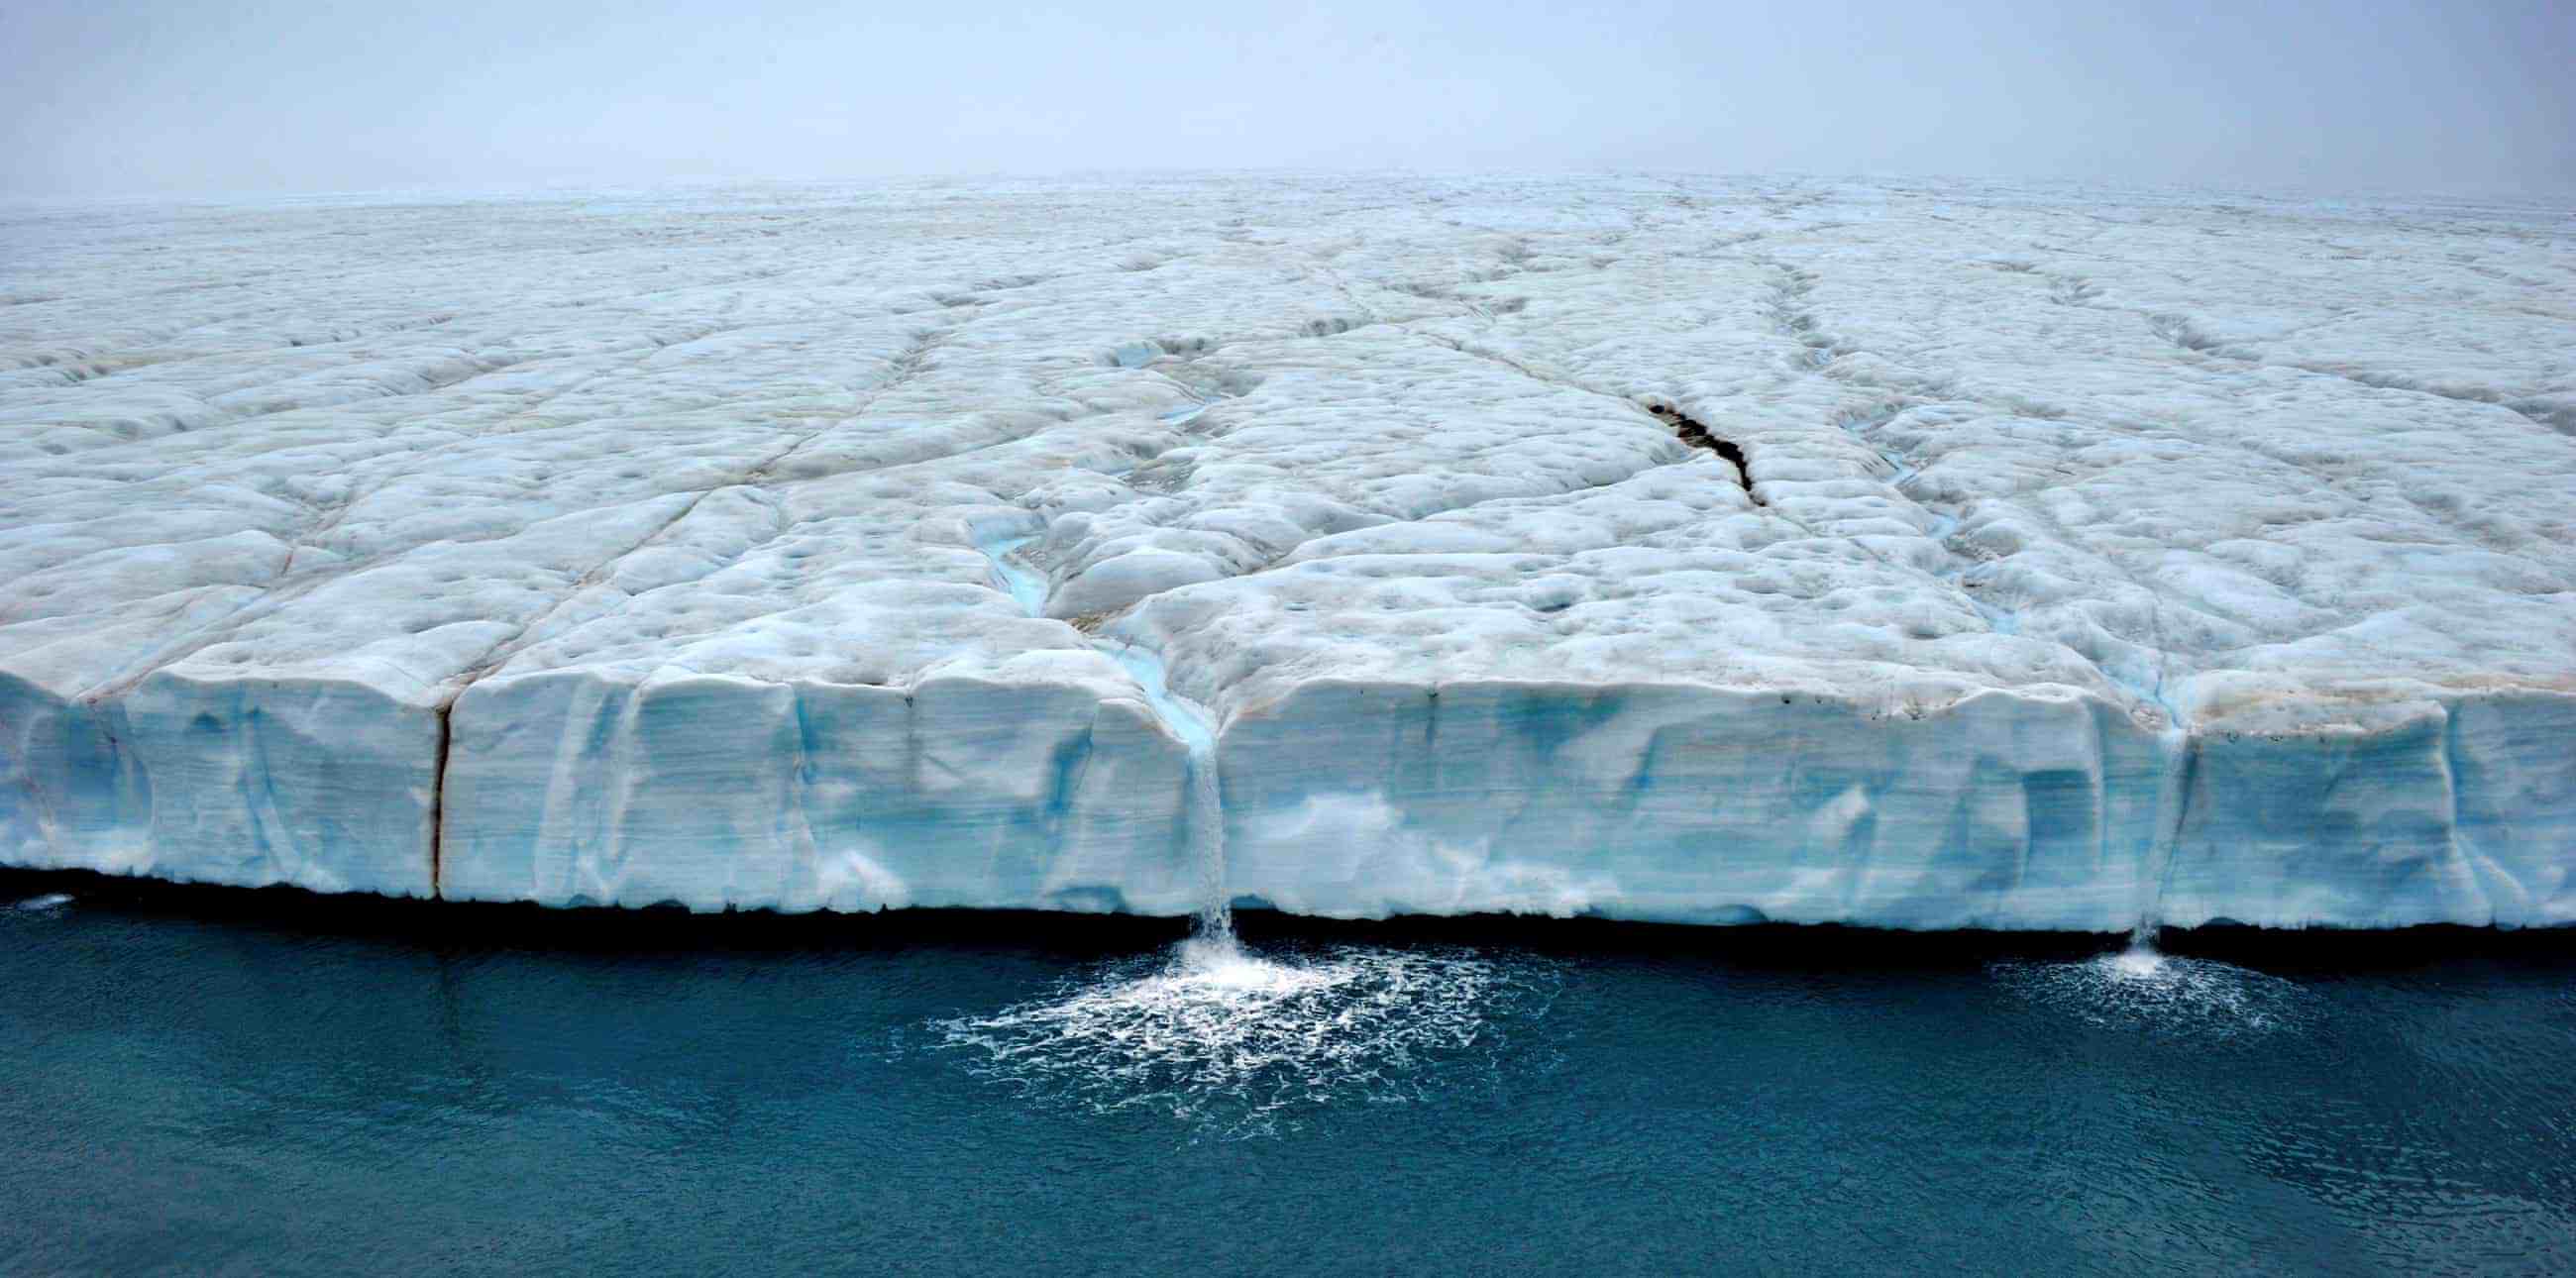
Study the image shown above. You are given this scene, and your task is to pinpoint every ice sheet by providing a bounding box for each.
[4,175,2570,927]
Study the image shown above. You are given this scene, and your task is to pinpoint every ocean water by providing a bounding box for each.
[2,878,2572,1275]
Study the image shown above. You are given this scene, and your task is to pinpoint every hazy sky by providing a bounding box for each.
[5,0,2570,198]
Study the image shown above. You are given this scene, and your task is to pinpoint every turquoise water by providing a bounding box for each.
[3,877,2572,1274]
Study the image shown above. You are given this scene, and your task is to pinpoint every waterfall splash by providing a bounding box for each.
[1988,922,2306,1040]
[1988,816,2306,1038]
[930,943,1560,1137]
[2109,920,2167,979]
[1994,733,2299,1035]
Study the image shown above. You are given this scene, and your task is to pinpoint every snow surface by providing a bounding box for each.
[3,174,2571,929]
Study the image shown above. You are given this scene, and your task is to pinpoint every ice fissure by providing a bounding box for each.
[429,701,450,898]
[1648,403,1762,503]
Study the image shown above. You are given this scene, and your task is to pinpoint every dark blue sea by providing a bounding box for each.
[3,875,2571,1275]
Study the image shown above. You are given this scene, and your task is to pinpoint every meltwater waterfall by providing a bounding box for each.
[1102,643,1236,964]
[954,531,1549,1133]
[978,531,1234,954]
[2113,735,2199,980]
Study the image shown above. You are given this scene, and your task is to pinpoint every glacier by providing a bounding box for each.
[2,174,2571,930]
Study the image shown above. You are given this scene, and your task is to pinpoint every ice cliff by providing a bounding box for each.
[4,175,2571,929]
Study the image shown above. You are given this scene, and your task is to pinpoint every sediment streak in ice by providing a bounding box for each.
[3,176,2571,929]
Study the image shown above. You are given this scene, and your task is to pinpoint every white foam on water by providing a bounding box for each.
[931,940,1560,1137]
[13,894,71,912]
[1988,938,2311,1039]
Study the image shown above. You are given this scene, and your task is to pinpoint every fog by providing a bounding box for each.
[5,0,2569,198]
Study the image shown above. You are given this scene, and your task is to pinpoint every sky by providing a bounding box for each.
[4,0,2570,198]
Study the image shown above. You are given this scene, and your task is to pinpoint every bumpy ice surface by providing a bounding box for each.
[3,175,2571,929]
